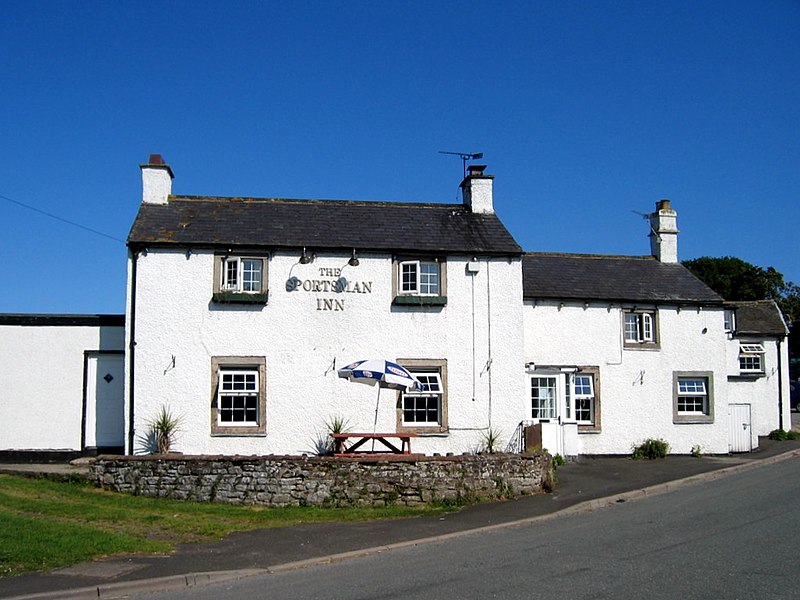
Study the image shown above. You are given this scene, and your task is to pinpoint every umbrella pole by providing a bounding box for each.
[371,386,381,452]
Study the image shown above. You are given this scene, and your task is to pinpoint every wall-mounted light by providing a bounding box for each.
[348,249,360,267]
[299,247,315,264]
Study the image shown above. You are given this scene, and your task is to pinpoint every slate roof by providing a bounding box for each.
[725,300,788,337]
[522,253,723,305]
[128,196,522,256]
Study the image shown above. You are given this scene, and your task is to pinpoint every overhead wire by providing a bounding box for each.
[0,192,125,244]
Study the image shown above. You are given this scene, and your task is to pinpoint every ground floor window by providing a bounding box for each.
[397,359,448,433]
[673,372,714,424]
[528,367,600,431]
[211,356,267,435]
[531,377,557,419]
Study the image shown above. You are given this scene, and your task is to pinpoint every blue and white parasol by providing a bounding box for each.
[337,359,424,441]
[337,359,424,392]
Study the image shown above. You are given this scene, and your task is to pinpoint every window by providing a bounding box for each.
[211,357,266,435]
[738,343,765,374]
[573,374,595,424]
[623,310,658,346]
[531,377,557,419]
[527,367,601,431]
[393,257,447,306]
[724,309,736,333]
[673,372,714,423]
[213,254,268,304]
[397,359,448,433]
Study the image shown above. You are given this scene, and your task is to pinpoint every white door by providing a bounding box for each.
[729,403,752,453]
[85,353,125,450]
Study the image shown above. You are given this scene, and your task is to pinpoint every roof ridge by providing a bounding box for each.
[169,195,465,210]
[525,251,656,261]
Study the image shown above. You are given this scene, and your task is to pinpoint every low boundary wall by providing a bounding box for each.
[92,452,554,507]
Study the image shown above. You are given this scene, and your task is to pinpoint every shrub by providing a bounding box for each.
[768,429,799,441]
[480,428,503,454]
[691,444,703,458]
[632,438,669,460]
[149,406,182,454]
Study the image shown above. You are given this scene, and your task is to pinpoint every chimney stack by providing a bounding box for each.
[649,199,679,263]
[460,165,494,214]
[140,154,174,205]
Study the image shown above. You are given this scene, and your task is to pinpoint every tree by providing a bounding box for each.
[682,256,800,323]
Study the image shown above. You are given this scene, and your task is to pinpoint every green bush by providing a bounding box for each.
[768,429,799,441]
[632,438,670,460]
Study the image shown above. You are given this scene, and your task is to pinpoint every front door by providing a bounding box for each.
[728,403,752,453]
[84,352,125,452]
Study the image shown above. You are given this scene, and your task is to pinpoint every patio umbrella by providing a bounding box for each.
[337,359,424,441]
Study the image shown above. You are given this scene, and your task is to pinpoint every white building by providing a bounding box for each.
[0,314,125,460]
[125,158,524,456]
[0,156,790,460]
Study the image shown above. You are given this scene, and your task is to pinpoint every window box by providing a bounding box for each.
[392,295,447,307]
[212,291,268,304]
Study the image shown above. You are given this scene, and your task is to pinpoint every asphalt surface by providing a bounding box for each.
[2,436,800,600]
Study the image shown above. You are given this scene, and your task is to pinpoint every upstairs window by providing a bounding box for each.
[393,257,447,307]
[213,254,268,304]
[624,310,658,346]
[738,343,765,374]
[724,309,736,333]
[400,260,440,296]
[222,257,263,293]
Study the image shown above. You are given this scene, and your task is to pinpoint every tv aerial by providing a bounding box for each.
[439,150,484,177]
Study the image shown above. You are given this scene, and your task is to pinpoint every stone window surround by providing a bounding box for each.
[673,371,714,424]
[622,308,660,349]
[211,356,267,436]
[396,358,448,434]
[576,366,601,433]
[391,255,447,307]
[212,251,269,304]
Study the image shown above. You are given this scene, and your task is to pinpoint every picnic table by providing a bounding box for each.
[330,432,418,455]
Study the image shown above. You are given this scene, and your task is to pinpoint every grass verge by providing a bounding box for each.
[0,474,449,578]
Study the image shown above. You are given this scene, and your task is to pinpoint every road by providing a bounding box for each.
[133,455,800,600]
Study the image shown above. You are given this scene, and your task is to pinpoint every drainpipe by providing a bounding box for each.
[127,249,139,454]
[777,338,784,431]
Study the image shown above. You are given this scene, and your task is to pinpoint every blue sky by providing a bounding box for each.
[1,1,798,314]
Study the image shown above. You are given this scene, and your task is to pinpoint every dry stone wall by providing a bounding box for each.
[91,453,554,507]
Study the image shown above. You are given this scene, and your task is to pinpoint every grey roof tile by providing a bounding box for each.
[128,196,522,255]
[725,300,788,336]
[522,253,723,304]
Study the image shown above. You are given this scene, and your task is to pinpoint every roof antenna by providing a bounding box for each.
[439,151,484,178]
[631,210,661,242]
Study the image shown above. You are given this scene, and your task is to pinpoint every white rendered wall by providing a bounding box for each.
[0,323,124,451]
[725,336,790,442]
[127,249,524,456]
[523,301,731,455]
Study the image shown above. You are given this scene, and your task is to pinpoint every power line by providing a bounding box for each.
[0,192,125,244]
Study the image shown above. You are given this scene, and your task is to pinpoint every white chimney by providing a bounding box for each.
[460,165,494,214]
[649,199,679,263]
[140,154,174,205]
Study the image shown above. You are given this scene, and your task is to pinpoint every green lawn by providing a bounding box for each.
[0,473,448,578]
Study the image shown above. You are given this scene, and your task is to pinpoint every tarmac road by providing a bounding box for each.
[2,433,799,600]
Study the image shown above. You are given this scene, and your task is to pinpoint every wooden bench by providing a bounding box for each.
[330,433,417,455]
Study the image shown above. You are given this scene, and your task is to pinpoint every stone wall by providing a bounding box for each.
[91,452,554,507]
